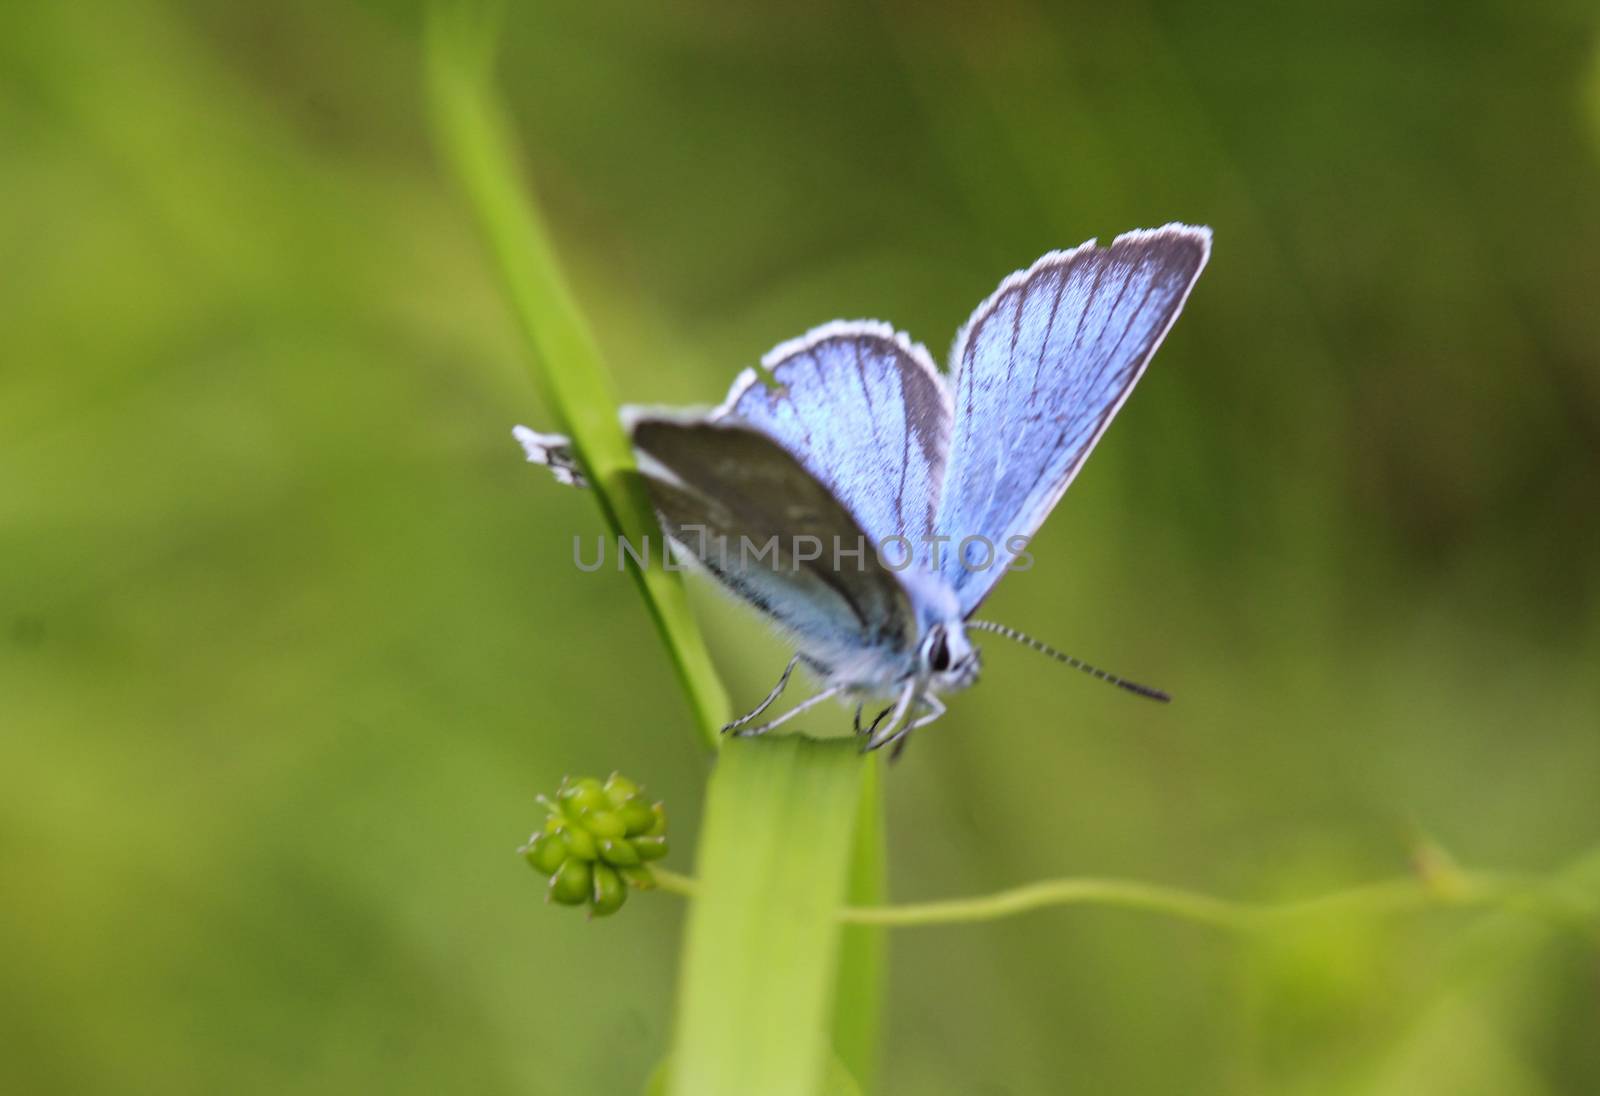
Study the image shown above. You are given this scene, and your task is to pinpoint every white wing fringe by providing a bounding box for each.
[512,425,588,487]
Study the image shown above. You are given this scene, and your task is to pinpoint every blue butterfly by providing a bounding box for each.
[517,225,1211,754]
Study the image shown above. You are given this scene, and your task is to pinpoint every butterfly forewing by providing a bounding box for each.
[934,224,1210,614]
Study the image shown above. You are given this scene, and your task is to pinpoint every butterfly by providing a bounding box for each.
[516,224,1210,755]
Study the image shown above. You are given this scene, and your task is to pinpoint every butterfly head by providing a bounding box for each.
[920,622,980,692]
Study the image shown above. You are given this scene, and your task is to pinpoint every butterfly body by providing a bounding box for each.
[824,577,978,698]
[516,225,1211,751]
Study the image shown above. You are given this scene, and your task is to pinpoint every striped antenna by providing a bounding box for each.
[967,620,1171,703]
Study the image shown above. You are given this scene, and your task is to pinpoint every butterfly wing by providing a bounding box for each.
[934,224,1211,614]
[630,416,918,674]
[715,321,953,550]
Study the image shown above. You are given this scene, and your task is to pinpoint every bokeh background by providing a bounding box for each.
[5,1,1600,1093]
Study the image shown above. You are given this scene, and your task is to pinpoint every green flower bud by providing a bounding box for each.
[583,808,628,840]
[548,858,592,905]
[630,834,669,861]
[618,798,658,835]
[602,772,640,804]
[523,830,568,875]
[525,772,670,917]
[590,863,627,917]
[559,820,599,862]
[557,776,605,801]
[597,836,641,867]
[559,781,610,819]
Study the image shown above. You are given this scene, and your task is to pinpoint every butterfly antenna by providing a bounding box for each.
[967,620,1171,702]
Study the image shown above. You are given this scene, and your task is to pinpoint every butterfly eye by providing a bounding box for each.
[927,630,951,673]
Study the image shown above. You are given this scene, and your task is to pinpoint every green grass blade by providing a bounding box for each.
[831,755,886,1093]
[424,1,729,749]
[669,736,868,1096]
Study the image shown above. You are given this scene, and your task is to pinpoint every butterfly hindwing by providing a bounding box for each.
[934,224,1211,613]
[630,417,917,673]
[716,321,953,549]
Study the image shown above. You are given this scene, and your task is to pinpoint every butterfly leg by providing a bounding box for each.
[855,703,893,738]
[731,684,844,738]
[888,733,912,764]
[877,694,947,759]
[722,654,803,735]
[863,682,919,752]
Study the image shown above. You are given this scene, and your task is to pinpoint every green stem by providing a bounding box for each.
[669,737,868,1096]
[652,867,1573,932]
[844,876,1250,930]
[424,0,728,749]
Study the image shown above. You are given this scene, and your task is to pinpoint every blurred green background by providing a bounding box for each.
[4,1,1599,1092]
